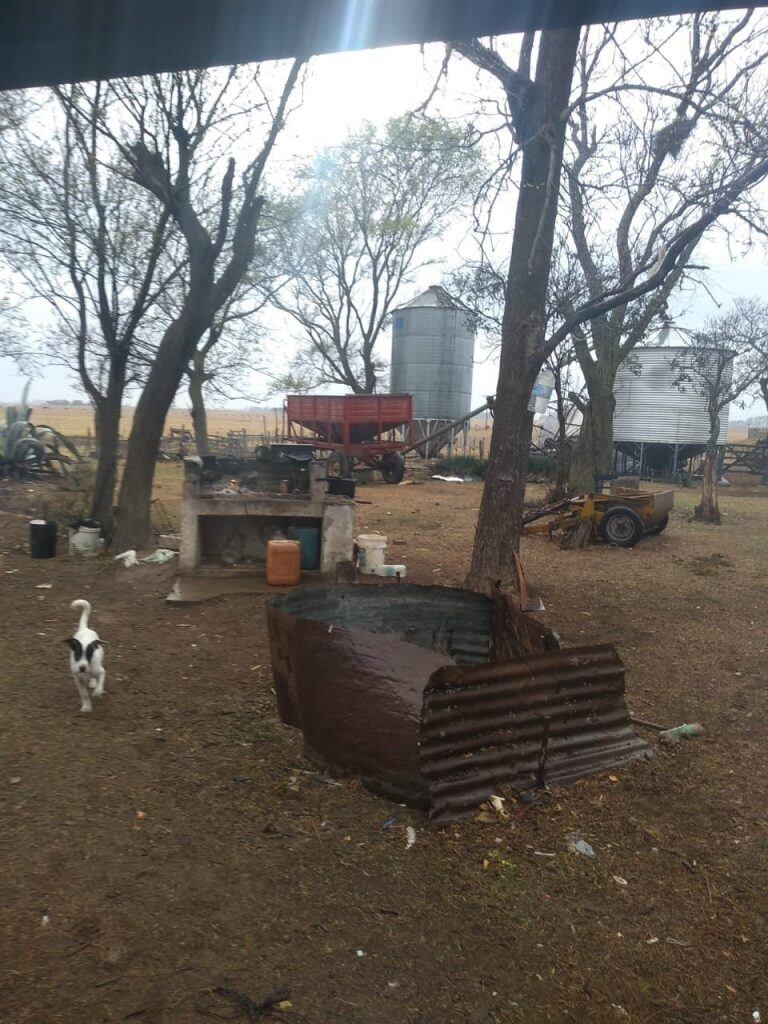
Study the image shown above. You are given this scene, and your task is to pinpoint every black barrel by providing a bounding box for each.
[29,520,58,559]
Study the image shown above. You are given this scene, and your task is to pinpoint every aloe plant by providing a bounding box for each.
[0,382,80,476]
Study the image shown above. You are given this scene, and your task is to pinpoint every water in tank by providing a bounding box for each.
[389,286,475,420]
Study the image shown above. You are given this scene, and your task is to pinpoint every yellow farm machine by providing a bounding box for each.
[522,488,674,548]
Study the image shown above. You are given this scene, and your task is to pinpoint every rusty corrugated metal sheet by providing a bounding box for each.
[266,584,499,806]
[267,584,650,825]
[420,645,651,825]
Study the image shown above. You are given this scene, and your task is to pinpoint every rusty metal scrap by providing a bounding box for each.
[420,645,652,826]
[267,583,651,825]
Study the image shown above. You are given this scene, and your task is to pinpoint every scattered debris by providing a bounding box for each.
[405,826,417,849]
[659,722,704,744]
[141,548,177,565]
[114,549,139,567]
[41,914,50,927]
[489,795,508,818]
[613,875,628,887]
[356,949,366,958]
[34,583,52,589]
[9,776,21,785]
[381,817,398,830]
[665,937,692,947]
[114,548,177,567]
[566,833,596,858]
[199,983,292,1021]
[431,475,466,483]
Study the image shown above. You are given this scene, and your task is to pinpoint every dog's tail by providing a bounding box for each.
[70,599,92,631]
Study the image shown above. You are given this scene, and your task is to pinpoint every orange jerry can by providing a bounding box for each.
[266,539,301,586]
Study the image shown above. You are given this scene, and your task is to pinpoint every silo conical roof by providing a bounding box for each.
[393,285,462,310]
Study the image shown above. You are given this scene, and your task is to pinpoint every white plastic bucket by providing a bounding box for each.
[69,526,102,557]
[356,533,387,575]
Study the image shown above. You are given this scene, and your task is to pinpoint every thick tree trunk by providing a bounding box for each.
[466,28,581,590]
[188,367,210,456]
[90,363,126,535]
[113,313,208,551]
[695,432,721,524]
[569,379,616,493]
[92,400,104,459]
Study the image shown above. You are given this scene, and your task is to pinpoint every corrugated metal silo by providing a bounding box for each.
[390,286,475,421]
[613,345,731,445]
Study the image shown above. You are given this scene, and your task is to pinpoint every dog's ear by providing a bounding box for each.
[85,640,101,661]
[65,638,83,658]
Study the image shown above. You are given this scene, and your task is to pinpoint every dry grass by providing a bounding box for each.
[2,403,284,440]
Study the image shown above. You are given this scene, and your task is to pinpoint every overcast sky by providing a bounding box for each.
[1,36,766,412]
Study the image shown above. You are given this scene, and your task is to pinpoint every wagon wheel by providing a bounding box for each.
[598,506,644,547]
[326,452,351,478]
[379,452,406,484]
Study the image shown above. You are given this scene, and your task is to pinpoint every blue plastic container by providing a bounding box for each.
[288,526,321,571]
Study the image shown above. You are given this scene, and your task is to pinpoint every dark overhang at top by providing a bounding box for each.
[0,0,761,92]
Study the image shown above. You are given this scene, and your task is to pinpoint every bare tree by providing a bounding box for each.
[672,304,768,522]
[78,62,305,550]
[273,116,481,394]
[0,84,179,532]
[452,17,768,587]
[448,253,582,492]
[185,294,266,455]
[563,14,768,492]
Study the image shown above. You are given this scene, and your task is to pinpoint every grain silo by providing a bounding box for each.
[612,337,732,478]
[389,285,475,453]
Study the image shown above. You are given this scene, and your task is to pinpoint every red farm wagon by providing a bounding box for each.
[285,393,412,483]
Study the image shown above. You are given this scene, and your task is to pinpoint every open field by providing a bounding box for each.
[3,402,752,457]
[1,471,767,1023]
[2,404,287,442]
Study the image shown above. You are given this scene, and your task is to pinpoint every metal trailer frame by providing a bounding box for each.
[284,394,413,472]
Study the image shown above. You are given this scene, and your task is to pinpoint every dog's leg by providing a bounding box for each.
[73,674,92,713]
[93,669,106,697]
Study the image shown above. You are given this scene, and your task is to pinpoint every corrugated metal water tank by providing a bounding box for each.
[389,285,475,420]
[613,345,731,445]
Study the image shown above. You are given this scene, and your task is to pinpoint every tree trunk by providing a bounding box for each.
[552,372,570,496]
[188,366,210,456]
[92,400,104,459]
[466,28,581,590]
[695,429,721,524]
[89,361,126,535]
[569,378,616,493]
[113,313,208,551]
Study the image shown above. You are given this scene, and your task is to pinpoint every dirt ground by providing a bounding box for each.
[1,469,767,1024]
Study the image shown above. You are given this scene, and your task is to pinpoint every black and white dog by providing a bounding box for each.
[65,599,106,713]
